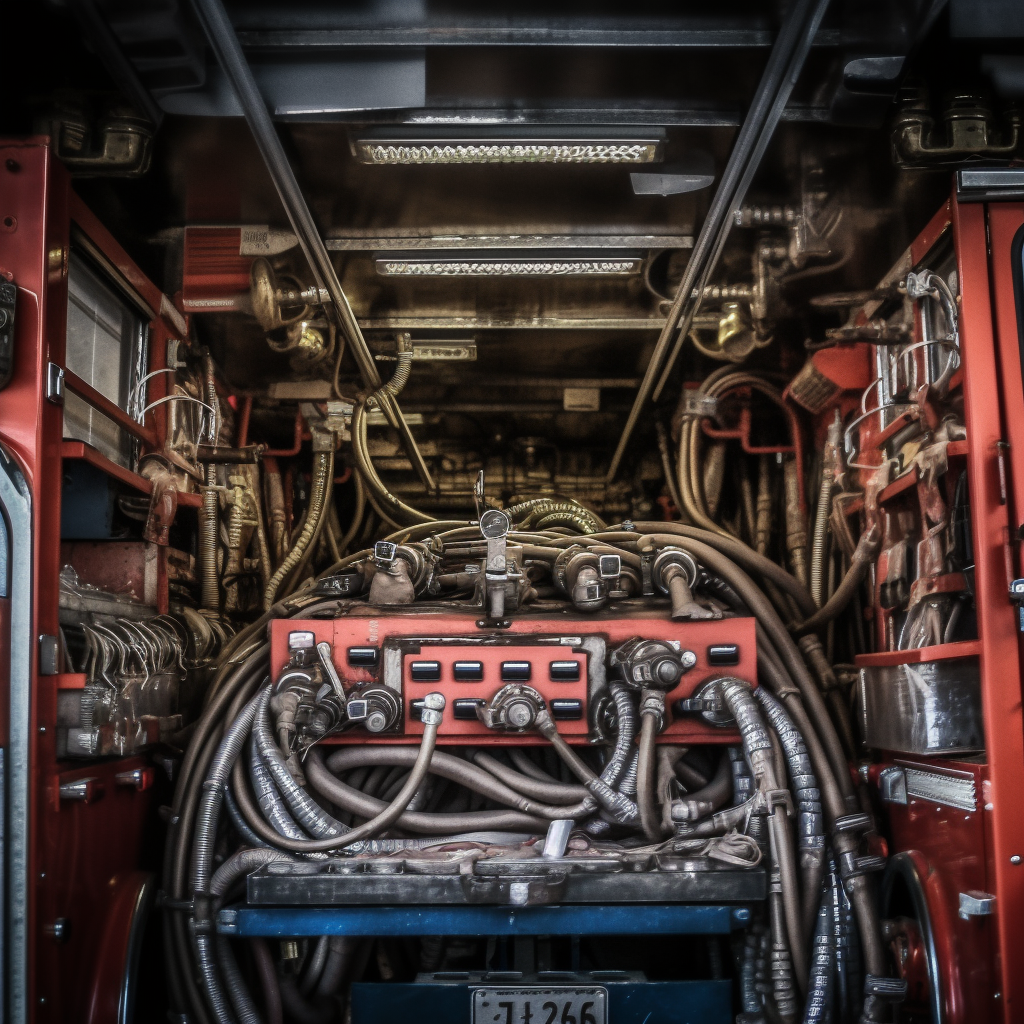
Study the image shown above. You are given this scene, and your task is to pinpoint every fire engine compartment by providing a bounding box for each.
[4,2,1024,1024]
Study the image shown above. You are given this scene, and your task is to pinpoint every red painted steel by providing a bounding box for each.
[876,759,995,1023]
[953,197,1024,1021]
[270,613,757,745]
[0,138,181,1023]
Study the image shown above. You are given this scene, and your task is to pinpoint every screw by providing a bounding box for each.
[1012,856,1021,865]
[680,650,697,670]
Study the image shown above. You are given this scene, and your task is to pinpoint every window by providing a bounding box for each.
[63,252,149,469]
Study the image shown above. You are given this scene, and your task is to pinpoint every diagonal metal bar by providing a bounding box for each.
[190,0,435,491]
[606,0,833,483]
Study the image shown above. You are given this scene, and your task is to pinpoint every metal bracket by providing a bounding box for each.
[958,890,995,919]
[46,362,64,405]
[878,766,908,805]
[38,634,59,676]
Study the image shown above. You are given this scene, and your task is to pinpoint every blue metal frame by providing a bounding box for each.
[217,903,752,937]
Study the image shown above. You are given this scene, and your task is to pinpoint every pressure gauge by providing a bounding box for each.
[479,509,510,540]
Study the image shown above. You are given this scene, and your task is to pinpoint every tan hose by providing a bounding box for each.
[794,523,881,634]
[263,449,334,609]
[351,400,434,526]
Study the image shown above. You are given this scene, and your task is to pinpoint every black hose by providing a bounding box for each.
[803,874,835,1024]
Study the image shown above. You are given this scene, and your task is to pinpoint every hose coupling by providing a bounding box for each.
[476,683,546,732]
[418,691,446,727]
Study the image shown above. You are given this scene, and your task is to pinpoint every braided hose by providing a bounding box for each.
[809,412,841,608]
[368,338,413,410]
[263,448,334,609]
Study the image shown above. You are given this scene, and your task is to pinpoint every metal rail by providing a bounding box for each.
[606,0,834,482]
[1,446,33,1024]
[190,0,436,492]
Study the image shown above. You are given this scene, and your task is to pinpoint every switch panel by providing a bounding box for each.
[270,614,757,746]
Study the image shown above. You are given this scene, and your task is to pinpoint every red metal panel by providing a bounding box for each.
[878,759,994,1023]
[271,613,757,746]
[0,135,70,1024]
[0,138,181,1023]
[952,198,1024,1020]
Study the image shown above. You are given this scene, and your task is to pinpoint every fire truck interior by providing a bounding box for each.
[4,2,1024,1023]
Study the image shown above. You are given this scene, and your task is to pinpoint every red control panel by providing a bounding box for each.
[270,612,757,745]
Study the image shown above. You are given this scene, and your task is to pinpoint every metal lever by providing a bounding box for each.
[316,641,347,703]
[479,507,511,621]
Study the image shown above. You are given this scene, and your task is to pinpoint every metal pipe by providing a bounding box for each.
[189,0,435,492]
[607,0,833,481]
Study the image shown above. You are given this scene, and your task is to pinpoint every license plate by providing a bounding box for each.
[473,987,607,1024]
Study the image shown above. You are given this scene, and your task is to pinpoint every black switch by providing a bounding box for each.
[453,698,485,720]
[707,644,740,666]
[410,660,442,682]
[501,661,531,682]
[549,660,581,682]
[410,698,426,721]
[551,699,583,721]
[453,660,484,682]
[347,646,379,668]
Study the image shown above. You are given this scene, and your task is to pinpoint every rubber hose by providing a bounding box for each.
[794,524,881,634]
[264,449,335,608]
[305,751,548,835]
[798,634,856,759]
[803,875,835,1024]
[190,691,264,1024]
[639,533,852,805]
[252,691,348,838]
[714,677,806,989]
[672,751,733,821]
[809,463,833,608]
[325,745,596,820]
[222,782,270,849]
[301,936,330,996]
[217,937,261,1024]
[637,712,661,841]
[210,847,296,898]
[236,711,447,853]
[629,522,816,618]
[351,401,434,525]
[248,732,308,840]
[470,752,591,803]
[317,937,357,997]
[534,715,636,823]
[200,354,220,611]
[250,938,284,1024]
[755,687,826,939]
[510,750,562,783]
[279,978,336,1024]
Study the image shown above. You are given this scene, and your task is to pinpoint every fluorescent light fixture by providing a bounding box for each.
[376,257,642,277]
[410,340,477,361]
[353,138,663,165]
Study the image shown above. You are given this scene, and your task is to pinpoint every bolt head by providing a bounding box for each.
[365,711,388,733]
[680,650,697,670]
[506,701,535,729]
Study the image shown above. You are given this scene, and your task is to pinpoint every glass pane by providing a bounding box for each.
[63,253,148,469]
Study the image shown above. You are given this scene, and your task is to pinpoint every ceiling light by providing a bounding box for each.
[353,138,663,166]
[376,257,642,277]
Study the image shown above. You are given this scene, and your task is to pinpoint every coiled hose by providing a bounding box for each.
[714,677,806,991]
[755,687,826,940]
